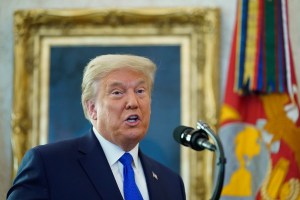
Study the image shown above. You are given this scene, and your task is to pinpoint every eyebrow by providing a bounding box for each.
[107,79,147,88]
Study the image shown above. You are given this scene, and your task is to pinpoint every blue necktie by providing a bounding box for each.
[119,153,143,200]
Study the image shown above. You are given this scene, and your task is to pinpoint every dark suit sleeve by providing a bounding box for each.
[7,148,49,200]
[178,174,186,200]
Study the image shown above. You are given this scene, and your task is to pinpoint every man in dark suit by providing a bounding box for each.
[7,54,186,200]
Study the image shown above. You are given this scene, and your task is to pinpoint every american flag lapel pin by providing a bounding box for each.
[152,171,158,180]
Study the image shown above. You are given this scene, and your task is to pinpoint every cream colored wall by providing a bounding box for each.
[289,0,300,101]
[0,0,299,199]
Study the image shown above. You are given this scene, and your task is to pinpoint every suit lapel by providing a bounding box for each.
[77,130,123,200]
[139,151,162,200]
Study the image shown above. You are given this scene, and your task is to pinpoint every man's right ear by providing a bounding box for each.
[86,101,97,120]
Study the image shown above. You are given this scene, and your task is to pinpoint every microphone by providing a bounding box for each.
[174,122,226,200]
[173,125,216,151]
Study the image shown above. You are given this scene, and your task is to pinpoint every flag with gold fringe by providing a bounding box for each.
[218,0,300,199]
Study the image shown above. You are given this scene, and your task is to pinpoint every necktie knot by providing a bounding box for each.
[119,153,133,167]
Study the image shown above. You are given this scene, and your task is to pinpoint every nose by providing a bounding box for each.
[126,90,138,109]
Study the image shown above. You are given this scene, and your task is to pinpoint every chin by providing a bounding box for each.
[126,130,146,140]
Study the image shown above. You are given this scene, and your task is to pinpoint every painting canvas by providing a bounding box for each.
[49,45,181,173]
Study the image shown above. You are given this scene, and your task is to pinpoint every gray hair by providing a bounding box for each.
[81,54,157,120]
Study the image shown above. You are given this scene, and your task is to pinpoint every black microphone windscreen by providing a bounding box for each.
[173,125,193,143]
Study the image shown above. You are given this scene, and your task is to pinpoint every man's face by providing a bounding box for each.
[88,68,151,151]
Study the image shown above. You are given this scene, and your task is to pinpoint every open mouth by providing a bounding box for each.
[126,115,139,123]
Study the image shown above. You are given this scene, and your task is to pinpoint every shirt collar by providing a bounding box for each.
[93,127,140,168]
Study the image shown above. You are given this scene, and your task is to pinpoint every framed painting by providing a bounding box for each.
[12,8,220,200]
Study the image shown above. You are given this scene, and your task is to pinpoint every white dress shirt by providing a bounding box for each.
[93,127,149,200]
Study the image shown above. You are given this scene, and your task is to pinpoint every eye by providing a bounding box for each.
[111,90,123,96]
[136,88,145,94]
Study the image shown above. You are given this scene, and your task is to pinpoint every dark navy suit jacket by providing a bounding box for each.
[7,129,186,200]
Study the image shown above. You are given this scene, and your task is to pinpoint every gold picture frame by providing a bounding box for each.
[12,8,220,199]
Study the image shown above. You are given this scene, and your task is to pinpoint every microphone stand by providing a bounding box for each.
[197,121,226,200]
